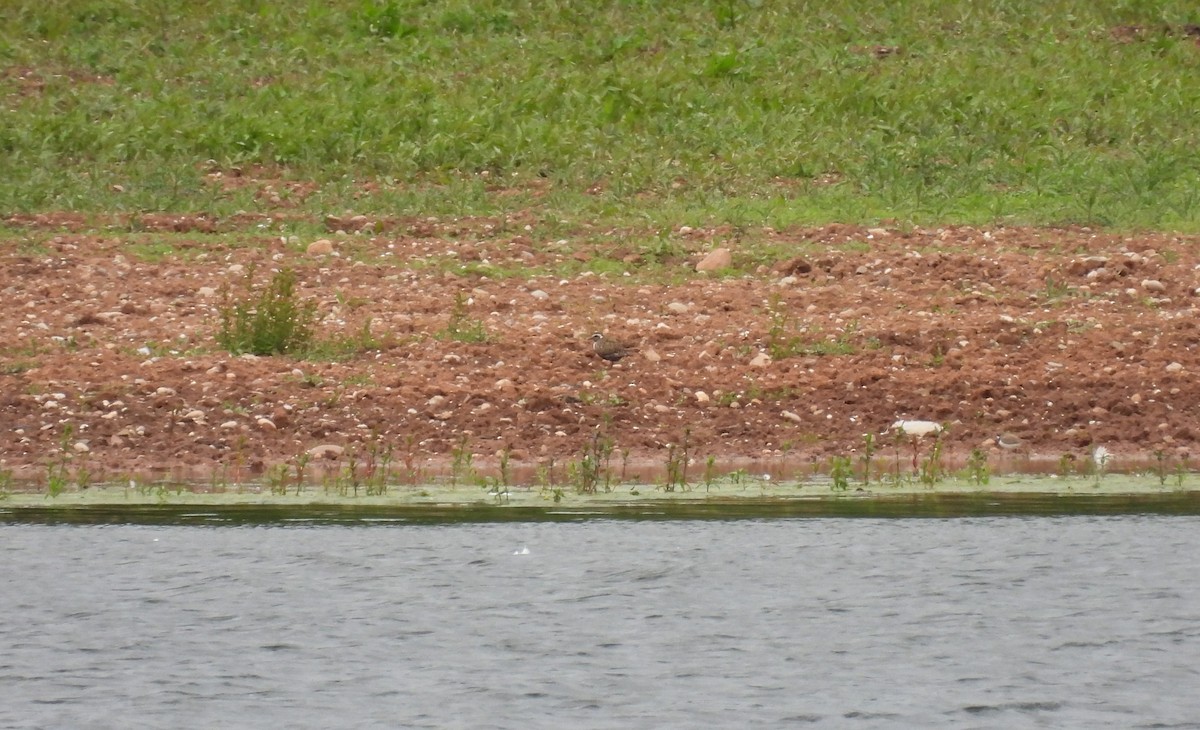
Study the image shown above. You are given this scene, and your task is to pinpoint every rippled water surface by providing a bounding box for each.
[4,517,1199,728]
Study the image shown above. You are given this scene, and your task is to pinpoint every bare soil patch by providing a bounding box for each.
[3,216,1199,484]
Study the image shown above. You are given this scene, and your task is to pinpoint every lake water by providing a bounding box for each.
[3,516,1199,728]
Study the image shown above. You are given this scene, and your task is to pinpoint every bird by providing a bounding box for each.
[1093,445,1111,470]
[994,433,1024,451]
[590,333,637,362]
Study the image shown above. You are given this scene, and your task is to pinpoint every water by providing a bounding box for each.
[3,517,1199,729]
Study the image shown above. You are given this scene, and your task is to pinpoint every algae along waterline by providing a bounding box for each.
[4,475,1200,525]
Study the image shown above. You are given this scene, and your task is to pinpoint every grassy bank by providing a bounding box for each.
[3,0,1200,230]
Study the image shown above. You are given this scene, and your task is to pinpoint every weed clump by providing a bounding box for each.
[218,267,317,356]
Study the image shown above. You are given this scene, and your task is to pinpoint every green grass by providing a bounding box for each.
[3,1,1200,230]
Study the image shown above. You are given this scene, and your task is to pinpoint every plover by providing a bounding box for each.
[591,333,636,362]
[994,433,1024,451]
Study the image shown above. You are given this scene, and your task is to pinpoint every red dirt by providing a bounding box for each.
[3,214,1199,484]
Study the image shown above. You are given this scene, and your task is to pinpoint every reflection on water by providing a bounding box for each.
[3,516,1199,728]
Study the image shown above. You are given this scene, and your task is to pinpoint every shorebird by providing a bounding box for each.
[994,433,1024,451]
[591,333,637,362]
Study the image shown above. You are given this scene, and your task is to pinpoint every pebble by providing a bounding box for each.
[307,239,335,256]
[1166,362,1184,373]
[695,248,732,272]
[530,290,549,301]
[307,444,344,460]
[73,441,89,453]
[694,391,710,404]
[666,302,690,314]
[1142,279,1166,293]
[749,352,772,368]
[256,417,276,430]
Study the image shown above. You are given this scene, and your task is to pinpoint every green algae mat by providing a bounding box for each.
[5,476,1200,524]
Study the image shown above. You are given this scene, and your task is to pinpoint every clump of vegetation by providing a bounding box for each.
[859,433,876,486]
[45,424,81,498]
[918,438,946,487]
[829,455,853,492]
[218,267,317,356]
[438,292,489,343]
[569,430,615,494]
[450,435,476,487]
[966,448,990,486]
[662,428,691,492]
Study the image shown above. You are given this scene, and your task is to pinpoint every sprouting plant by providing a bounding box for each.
[1057,453,1075,478]
[728,468,748,490]
[438,292,489,343]
[966,448,990,486]
[662,428,691,492]
[45,424,75,498]
[217,266,318,356]
[859,433,876,486]
[890,426,907,476]
[266,463,290,496]
[450,435,475,487]
[364,437,393,496]
[829,455,852,491]
[1175,456,1189,489]
[703,455,717,492]
[765,293,801,360]
[1153,449,1168,486]
[1092,445,1110,485]
[571,430,613,494]
[498,445,512,488]
[918,438,946,487]
[292,451,311,496]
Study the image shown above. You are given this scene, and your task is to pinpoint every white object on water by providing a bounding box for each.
[889,420,943,437]
[1093,446,1110,469]
[513,546,530,555]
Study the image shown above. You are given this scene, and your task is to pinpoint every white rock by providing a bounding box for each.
[781,411,802,424]
[694,391,710,403]
[197,286,217,298]
[155,387,176,397]
[666,302,690,314]
[73,441,90,453]
[749,352,772,368]
[256,417,276,430]
[889,420,943,437]
[1142,279,1166,293]
[530,289,549,301]
[1166,362,1184,373]
[219,420,239,430]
